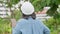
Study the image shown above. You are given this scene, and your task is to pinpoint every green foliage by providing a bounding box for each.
[10,0,20,4]
[6,0,60,11]
[0,9,22,34]
[30,0,60,20]
[44,18,55,31]
[47,3,58,16]
[30,0,60,12]
[6,0,60,14]
[31,0,46,11]
[0,18,11,34]
[14,9,22,21]
[50,30,59,34]
[55,0,60,5]
[0,18,9,24]
[44,17,60,32]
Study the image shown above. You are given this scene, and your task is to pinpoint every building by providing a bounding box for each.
[36,7,51,21]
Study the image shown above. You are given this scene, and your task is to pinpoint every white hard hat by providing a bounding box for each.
[21,1,34,15]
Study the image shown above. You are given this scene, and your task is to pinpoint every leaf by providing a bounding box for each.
[46,0,51,6]
[56,0,60,5]
[47,3,58,16]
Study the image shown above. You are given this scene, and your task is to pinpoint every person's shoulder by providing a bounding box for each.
[35,19,44,24]
[16,19,27,24]
[35,19,42,22]
[18,19,26,22]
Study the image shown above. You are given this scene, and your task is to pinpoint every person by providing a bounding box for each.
[12,1,50,34]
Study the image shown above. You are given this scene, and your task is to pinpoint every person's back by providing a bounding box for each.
[12,1,50,34]
[12,17,50,34]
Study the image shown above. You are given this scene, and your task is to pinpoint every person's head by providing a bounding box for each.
[21,1,36,19]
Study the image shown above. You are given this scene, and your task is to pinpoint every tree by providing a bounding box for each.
[6,0,60,14]
[30,0,60,30]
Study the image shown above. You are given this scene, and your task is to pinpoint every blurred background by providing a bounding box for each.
[0,0,60,34]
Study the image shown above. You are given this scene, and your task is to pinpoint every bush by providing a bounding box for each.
[44,17,60,33]
[50,30,58,34]
[0,9,21,34]
[0,18,11,34]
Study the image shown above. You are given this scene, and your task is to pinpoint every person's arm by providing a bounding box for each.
[12,23,22,34]
[39,20,50,34]
[12,28,22,34]
[43,25,50,34]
